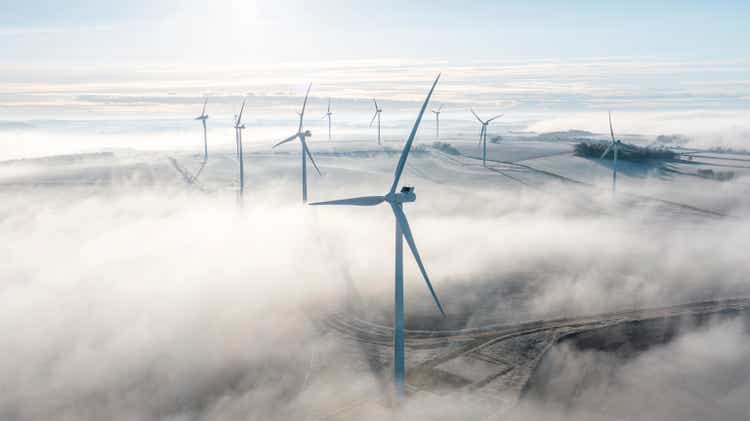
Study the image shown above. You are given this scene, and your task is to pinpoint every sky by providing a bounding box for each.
[2,0,749,64]
[1,1,749,141]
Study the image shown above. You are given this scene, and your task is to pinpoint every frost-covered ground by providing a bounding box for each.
[2,126,750,420]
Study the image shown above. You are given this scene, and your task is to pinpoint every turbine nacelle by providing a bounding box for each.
[299,130,312,138]
[386,186,416,204]
[196,98,209,122]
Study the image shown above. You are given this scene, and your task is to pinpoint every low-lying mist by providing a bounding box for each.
[1,154,749,420]
[521,317,750,421]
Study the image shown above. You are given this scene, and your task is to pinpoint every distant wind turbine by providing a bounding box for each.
[321,98,333,141]
[234,100,247,203]
[311,74,445,400]
[600,111,622,196]
[431,105,443,140]
[194,98,209,161]
[370,99,383,145]
[471,109,503,167]
[274,83,322,203]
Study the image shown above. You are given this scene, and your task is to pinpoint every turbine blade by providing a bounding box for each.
[237,100,246,125]
[302,139,322,175]
[201,98,207,116]
[273,134,298,148]
[328,97,331,113]
[369,111,378,127]
[609,111,616,143]
[487,113,504,122]
[373,98,379,110]
[471,109,484,124]
[599,143,613,160]
[309,196,386,206]
[299,83,312,132]
[389,74,440,194]
[391,203,445,316]
[438,104,443,112]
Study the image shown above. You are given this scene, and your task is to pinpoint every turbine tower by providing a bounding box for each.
[431,105,443,140]
[234,100,247,203]
[194,98,209,161]
[599,111,621,196]
[370,99,383,145]
[311,74,444,400]
[471,109,503,167]
[321,97,333,141]
[274,83,322,203]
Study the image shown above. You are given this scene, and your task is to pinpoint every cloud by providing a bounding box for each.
[1,147,749,419]
[525,109,750,145]
[521,318,750,421]
[2,58,750,119]
[0,23,118,36]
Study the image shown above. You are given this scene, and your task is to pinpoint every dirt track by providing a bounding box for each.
[320,297,750,416]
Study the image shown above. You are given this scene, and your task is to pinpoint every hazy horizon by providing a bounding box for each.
[3,2,750,420]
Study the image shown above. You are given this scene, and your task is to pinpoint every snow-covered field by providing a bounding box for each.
[2,129,750,419]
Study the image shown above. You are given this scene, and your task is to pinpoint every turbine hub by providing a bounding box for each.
[304,130,312,137]
[387,186,416,204]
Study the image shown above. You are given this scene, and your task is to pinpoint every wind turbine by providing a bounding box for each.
[321,97,333,141]
[234,100,247,202]
[431,105,443,140]
[311,74,444,400]
[273,83,321,203]
[471,109,503,167]
[194,98,209,161]
[370,99,383,145]
[600,111,621,196]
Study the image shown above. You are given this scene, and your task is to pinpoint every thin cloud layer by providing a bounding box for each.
[1,149,749,419]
